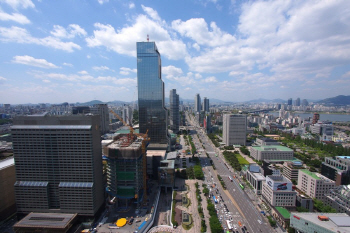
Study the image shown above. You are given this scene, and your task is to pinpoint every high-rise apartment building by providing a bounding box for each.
[195,94,201,113]
[169,89,179,133]
[223,114,247,146]
[90,103,110,135]
[137,41,167,145]
[12,115,104,216]
[203,97,209,112]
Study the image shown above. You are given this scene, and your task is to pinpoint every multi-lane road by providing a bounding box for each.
[186,113,272,233]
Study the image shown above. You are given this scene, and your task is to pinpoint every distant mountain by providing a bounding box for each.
[75,100,105,106]
[317,95,350,105]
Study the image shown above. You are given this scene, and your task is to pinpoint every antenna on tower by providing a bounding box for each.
[147,34,149,42]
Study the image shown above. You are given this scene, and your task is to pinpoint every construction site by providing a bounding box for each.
[104,133,148,210]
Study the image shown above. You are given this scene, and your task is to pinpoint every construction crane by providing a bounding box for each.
[109,109,150,204]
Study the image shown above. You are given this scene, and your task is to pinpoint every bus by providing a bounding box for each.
[226,220,233,231]
[212,195,218,204]
[228,176,233,182]
[239,183,244,190]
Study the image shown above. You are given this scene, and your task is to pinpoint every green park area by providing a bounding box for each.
[235,153,249,165]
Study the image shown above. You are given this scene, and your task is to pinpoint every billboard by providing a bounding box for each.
[266,176,292,191]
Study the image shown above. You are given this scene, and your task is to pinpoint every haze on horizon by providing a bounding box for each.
[1,0,350,104]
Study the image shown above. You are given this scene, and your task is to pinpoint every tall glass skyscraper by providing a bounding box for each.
[137,42,167,144]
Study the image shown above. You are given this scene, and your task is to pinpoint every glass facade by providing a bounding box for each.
[137,42,167,144]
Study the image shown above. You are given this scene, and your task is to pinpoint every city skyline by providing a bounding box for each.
[1,0,350,104]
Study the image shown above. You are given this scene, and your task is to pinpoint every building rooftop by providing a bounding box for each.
[0,156,14,170]
[275,207,290,219]
[300,169,320,180]
[252,145,293,152]
[159,160,175,169]
[291,213,350,231]
[14,212,77,229]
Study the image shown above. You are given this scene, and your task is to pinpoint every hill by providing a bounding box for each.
[317,95,350,105]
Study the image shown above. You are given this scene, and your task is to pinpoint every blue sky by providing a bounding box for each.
[1,0,350,104]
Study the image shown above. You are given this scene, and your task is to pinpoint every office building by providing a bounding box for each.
[90,103,110,135]
[283,161,304,183]
[246,164,265,195]
[72,106,90,115]
[325,185,350,215]
[223,114,247,146]
[250,145,293,161]
[169,89,180,133]
[297,169,335,201]
[137,41,167,145]
[195,94,201,113]
[312,112,320,124]
[104,134,145,208]
[122,105,133,126]
[290,213,350,233]
[0,157,16,221]
[255,137,280,146]
[301,99,309,106]
[309,123,334,141]
[203,97,209,112]
[295,98,300,106]
[321,156,350,185]
[288,98,293,106]
[12,115,104,216]
[262,175,296,207]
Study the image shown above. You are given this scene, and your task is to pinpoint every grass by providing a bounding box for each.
[236,153,250,165]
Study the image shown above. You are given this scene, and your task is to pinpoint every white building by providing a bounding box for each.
[290,213,350,233]
[250,145,293,161]
[262,175,296,207]
[245,164,265,195]
[223,114,247,146]
[194,94,201,113]
[297,169,335,201]
[282,161,303,183]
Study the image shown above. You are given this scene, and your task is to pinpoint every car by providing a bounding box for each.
[244,226,247,230]
[258,219,262,224]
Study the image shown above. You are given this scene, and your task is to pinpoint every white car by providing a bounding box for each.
[258,219,262,224]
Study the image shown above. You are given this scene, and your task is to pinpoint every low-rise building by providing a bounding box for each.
[290,212,350,233]
[255,137,280,146]
[245,164,265,195]
[250,145,293,161]
[297,169,336,201]
[262,175,296,207]
[321,156,350,185]
[324,185,350,215]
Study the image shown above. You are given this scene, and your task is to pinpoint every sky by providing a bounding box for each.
[1,0,350,104]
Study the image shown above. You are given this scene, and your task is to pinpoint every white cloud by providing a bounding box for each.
[86,13,188,60]
[129,2,135,9]
[93,66,112,71]
[203,76,217,83]
[172,18,236,47]
[86,55,91,59]
[97,0,109,5]
[78,70,88,75]
[0,10,30,24]
[0,76,6,84]
[50,24,87,39]
[119,67,136,75]
[63,62,73,67]
[42,79,50,83]
[0,0,35,9]
[162,65,183,77]
[192,43,200,51]
[0,26,81,52]
[12,55,59,68]
[141,5,161,21]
